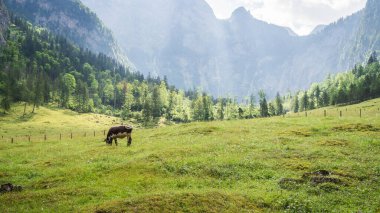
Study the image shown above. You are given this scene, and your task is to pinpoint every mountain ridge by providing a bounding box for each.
[3,0,133,68]
[81,0,379,97]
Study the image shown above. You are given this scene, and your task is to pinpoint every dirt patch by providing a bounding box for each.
[332,124,379,132]
[92,192,259,213]
[279,170,352,190]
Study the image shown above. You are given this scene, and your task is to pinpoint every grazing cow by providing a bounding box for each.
[105,125,133,146]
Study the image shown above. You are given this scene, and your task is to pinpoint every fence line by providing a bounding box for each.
[0,129,108,143]
[0,107,378,143]
[285,107,379,119]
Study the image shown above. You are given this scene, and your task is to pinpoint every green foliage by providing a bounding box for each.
[290,58,380,112]
[259,90,269,117]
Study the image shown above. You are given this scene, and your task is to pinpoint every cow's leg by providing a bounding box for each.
[127,135,132,146]
[115,138,118,146]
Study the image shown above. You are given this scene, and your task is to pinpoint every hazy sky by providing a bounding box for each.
[205,0,367,35]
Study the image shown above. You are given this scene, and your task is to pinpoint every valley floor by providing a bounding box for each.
[0,99,380,212]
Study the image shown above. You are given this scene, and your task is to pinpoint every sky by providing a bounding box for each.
[204,0,367,35]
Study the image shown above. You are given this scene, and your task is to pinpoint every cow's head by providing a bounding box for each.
[104,137,112,145]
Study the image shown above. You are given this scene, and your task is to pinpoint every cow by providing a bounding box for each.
[104,125,133,146]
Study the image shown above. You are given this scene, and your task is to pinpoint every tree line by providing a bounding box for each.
[1,16,379,126]
[289,52,380,113]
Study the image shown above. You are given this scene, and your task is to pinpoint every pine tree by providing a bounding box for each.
[152,85,162,118]
[275,92,283,115]
[300,91,308,111]
[259,90,269,117]
[367,51,378,65]
[249,94,255,118]
[217,98,225,120]
[293,94,299,113]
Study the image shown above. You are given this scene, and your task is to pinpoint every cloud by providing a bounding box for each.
[205,0,367,35]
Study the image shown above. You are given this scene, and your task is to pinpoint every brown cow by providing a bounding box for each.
[105,126,133,146]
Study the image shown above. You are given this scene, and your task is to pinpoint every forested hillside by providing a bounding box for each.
[0,0,8,44]
[290,53,380,113]
[3,0,130,66]
[0,10,379,126]
[0,15,216,124]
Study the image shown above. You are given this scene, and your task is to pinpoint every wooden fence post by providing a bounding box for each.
[305,111,307,117]
[94,131,95,137]
[60,133,62,141]
[340,111,342,118]
[11,138,13,143]
[71,133,73,139]
[44,135,47,141]
[28,135,31,142]
[324,110,326,117]
[103,130,106,136]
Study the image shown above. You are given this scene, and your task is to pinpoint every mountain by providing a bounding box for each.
[82,0,379,97]
[310,25,327,35]
[0,0,8,44]
[3,0,131,66]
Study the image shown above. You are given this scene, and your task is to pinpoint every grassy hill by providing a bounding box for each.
[0,100,380,212]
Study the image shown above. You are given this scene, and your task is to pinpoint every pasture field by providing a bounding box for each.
[0,100,380,212]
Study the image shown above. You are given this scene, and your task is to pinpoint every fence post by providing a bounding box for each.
[60,133,62,141]
[340,111,342,118]
[94,131,95,137]
[11,138,13,143]
[324,110,326,117]
[71,133,73,139]
[44,135,47,141]
[28,135,31,142]
[360,109,362,118]
[305,111,307,117]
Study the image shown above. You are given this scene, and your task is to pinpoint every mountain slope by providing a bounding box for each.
[4,0,131,66]
[82,0,379,97]
[0,0,8,44]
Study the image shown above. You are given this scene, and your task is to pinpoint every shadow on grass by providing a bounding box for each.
[16,113,36,122]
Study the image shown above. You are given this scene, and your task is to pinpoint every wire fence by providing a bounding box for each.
[0,107,379,143]
[285,107,380,118]
[0,129,109,143]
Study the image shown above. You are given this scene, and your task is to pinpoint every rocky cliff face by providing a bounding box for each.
[4,0,131,67]
[82,0,378,97]
[0,0,9,45]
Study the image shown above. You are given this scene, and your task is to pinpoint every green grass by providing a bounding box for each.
[0,100,380,212]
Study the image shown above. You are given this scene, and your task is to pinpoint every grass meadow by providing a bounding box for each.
[0,99,380,212]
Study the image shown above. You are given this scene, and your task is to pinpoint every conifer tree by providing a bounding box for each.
[259,90,269,117]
